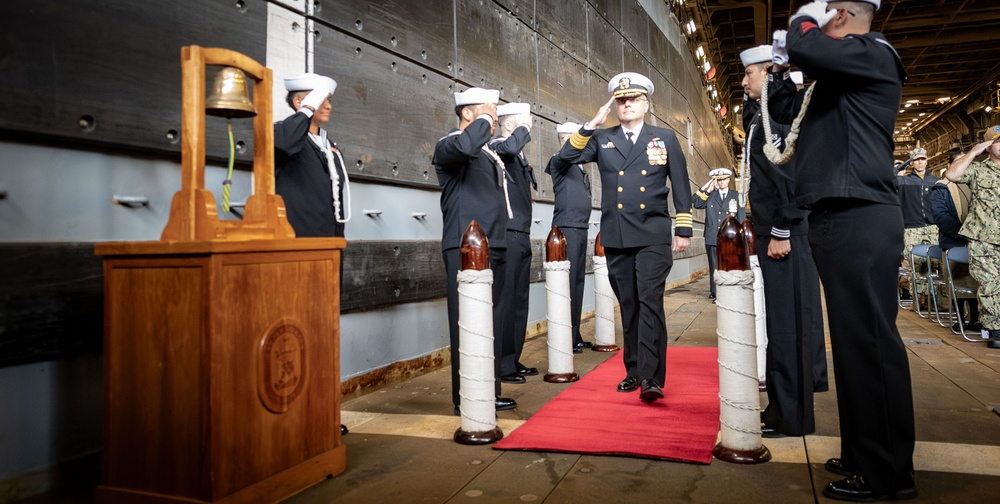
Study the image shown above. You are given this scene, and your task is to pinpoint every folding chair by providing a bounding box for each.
[909,244,935,318]
[943,246,985,341]
[926,245,949,327]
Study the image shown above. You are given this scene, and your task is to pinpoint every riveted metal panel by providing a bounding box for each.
[535,0,589,66]
[649,18,673,74]
[537,39,592,125]
[621,0,649,57]
[313,28,454,188]
[456,0,537,104]
[588,0,621,31]
[623,41,649,77]
[0,0,266,162]
[492,0,536,28]
[587,7,623,82]
[313,0,455,77]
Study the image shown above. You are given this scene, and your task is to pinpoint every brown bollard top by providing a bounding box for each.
[742,217,756,257]
[717,214,749,271]
[546,226,567,262]
[460,220,490,271]
[595,232,605,257]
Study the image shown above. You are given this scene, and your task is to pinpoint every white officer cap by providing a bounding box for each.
[454,87,500,106]
[740,45,772,67]
[284,72,337,95]
[497,102,530,117]
[860,0,881,10]
[556,122,581,134]
[910,147,927,160]
[709,168,733,179]
[985,125,1000,142]
[608,72,654,98]
[790,71,804,85]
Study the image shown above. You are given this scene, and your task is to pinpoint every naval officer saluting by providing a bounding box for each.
[433,87,517,415]
[560,72,694,402]
[692,167,744,301]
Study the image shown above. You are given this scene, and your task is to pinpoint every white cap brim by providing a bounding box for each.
[284,73,337,95]
[455,87,500,106]
[557,122,581,134]
[497,102,530,117]
[740,45,772,67]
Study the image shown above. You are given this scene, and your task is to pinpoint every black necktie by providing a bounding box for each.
[626,131,635,144]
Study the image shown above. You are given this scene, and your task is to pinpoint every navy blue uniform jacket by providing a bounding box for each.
[559,123,693,248]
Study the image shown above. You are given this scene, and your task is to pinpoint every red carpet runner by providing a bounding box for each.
[493,346,720,464]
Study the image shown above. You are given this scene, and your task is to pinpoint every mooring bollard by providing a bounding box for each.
[543,226,579,383]
[454,220,503,445]
[713,215,770,464]
[591,232,619,352]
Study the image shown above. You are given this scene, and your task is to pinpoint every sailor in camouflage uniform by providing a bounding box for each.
[946,124,1000,349]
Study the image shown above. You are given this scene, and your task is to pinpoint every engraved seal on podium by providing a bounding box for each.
[258,321,309,413]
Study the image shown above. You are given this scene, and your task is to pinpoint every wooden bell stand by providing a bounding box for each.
[95,46,346,503]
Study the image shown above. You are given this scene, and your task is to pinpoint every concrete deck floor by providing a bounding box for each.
[21,276,1000,503]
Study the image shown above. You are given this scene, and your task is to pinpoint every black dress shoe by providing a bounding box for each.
[495,397,517,411]
[708,292,716,300]
[760,425,787,438]
[572,344,583,354]
[516,365,539,376]
[823,474,917,502]
[576,341,593,349]
[639,379,664,402]
[825,458,852,476]
[500,373,526,384]
[341,424,349,435]
[617,376,639,392]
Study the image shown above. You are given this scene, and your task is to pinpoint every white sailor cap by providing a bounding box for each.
[790,71,804,85]
[910,147,928,160]
[608,72,654,99]
[497,102,530,117]
[454,87,500,106]
[740,45,772,67]
[985,125,1000,142]
[860,0,881,10]
[284,72,337,94]
[556,122,581,134]
[709,168,733,179]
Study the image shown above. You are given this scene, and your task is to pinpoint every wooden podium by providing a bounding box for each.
[95,47,346,503]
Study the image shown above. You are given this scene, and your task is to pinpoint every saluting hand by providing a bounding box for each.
[585,96,616,130]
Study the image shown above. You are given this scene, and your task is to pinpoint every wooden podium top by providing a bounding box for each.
[95,237,346,257]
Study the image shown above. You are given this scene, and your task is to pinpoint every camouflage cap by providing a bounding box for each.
[910,147,927,159]
[985,125,1000,142]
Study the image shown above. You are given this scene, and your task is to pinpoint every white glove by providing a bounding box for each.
[300,77,336,111]
[790,1,836,28]
[772,30,789,66]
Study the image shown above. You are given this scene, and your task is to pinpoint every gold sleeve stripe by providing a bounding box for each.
[569,132,590,150]
[674,212,694,227]
[695,190,709,201]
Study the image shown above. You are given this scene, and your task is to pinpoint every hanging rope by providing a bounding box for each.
[222,119,235,213]
[760,77,817,165]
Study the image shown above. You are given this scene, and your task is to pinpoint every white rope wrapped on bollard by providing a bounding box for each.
[713,215,771,464]
[743,218,768,390]
[454,221,503,445]
[544,226,579,383]
[592,232,620,352]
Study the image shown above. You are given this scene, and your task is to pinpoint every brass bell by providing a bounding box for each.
[206,67,257,118]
